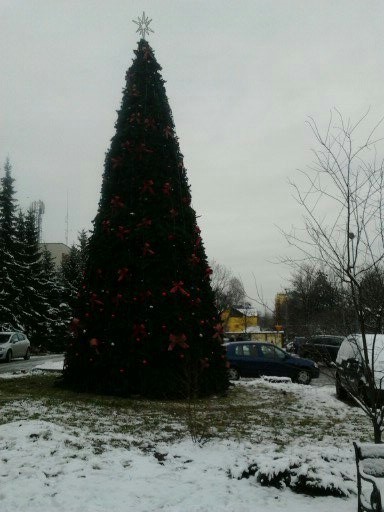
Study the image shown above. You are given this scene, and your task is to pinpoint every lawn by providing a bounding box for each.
[0,372,372,511]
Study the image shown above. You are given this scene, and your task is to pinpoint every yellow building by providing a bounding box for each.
[221,307,258,336]
[221,307,284,347]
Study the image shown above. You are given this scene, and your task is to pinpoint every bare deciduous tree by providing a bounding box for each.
[210,259,246,314]
[283,109,384,442]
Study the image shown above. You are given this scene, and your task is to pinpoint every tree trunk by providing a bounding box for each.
[373,420,382,444]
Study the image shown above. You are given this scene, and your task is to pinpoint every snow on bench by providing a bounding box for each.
[354,441,384,511]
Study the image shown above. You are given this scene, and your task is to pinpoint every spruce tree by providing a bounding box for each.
[64,38,228,397]
[61,230,89,311]
[0,159,20,327]
[19,209,49,343]
[40,247,71,352]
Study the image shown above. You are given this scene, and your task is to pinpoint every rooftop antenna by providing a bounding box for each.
[65,191,69,246]
[31,200,45,243]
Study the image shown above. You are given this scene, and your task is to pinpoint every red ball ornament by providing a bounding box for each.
[119,368,125,373]
[143,359,148,365]
[162,292,167,297]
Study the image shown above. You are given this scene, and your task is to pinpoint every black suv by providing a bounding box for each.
[298,335,345,364]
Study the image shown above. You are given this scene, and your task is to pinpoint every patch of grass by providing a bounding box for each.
[0,374,372,446]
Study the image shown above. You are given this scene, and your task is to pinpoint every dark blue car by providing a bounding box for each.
[225,341,319,385]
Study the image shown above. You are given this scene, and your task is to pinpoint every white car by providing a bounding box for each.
[0,332,31,362]
[335,334,384,401]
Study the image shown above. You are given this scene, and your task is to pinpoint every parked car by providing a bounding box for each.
[298,335,345,363]
[0,331,31,362]
[335,334,384,402]
[225,341,319,384]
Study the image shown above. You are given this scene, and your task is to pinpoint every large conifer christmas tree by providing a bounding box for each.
[63,30,228,397]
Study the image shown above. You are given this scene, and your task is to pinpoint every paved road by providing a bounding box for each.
[0,354,64,374]
[312,366,335,386]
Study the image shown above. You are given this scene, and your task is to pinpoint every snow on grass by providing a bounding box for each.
[0,376,372,511]
[32,360,64,371]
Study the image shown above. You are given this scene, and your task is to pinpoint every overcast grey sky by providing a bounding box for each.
[1,0,384,307]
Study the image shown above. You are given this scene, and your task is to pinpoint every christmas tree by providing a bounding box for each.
[64,23,228,398]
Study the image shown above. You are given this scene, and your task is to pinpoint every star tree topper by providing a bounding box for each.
[132,12,154,40]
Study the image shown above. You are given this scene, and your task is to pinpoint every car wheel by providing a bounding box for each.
[335,375,347,400]
[228,367,240,381]
[295,369,311,385]
[24,348,30,360]
[5,350,12,363]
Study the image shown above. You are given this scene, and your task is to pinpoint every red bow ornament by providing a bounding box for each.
[125,70,135,82]
[133,323,147,341]
[143,242,155,256]
[141,180,155,195]
[162,182,172,195]
[112,293,123,306]
[200,358,210,369]
[168,333,189,351]
[111,156,123,170]
[144,117,156,129]
[111,195,125,211]
[102,220,111,233]
[117,226,131,240]
[142,46,152,60]
[90,293,104,309]
[117,267,130,282]
[163,126,173,139]
[129,112,142,124]
[70,317,81,334]
[137,217,152,228]
[122,140,134,152]
[190,254,200,265]
[136,143,154,160]
[131,84,140,96]
[170,281,189,296]
[213,323,224,340]
[205,266,213,277]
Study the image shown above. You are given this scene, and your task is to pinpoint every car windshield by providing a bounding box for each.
[0,333,11,344]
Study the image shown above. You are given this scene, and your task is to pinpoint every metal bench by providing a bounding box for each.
[354,442,384,511]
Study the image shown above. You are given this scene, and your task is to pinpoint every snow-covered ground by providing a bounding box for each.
[0,373,371,512]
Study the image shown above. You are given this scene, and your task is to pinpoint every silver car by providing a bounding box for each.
[0,332,31,362]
